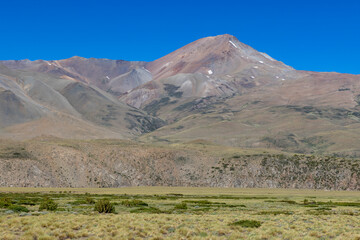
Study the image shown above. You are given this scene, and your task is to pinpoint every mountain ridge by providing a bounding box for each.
[1,34,360,156]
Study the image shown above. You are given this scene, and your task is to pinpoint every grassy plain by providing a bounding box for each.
[0,187,359,239]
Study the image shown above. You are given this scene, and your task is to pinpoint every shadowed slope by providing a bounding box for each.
[0,66,164,139]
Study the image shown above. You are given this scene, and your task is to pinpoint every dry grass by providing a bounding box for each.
[0,187,359,239]
[1,186,359,198]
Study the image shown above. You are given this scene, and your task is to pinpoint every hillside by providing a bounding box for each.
[0,64,163,139]
[0,138,358,190]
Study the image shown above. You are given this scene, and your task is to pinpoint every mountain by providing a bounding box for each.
[147,34,293,80]
[1,34,360,156]
[0,57,151,96]
[0,64,163,139]
[123,34,296,108]
[123,35,360,156]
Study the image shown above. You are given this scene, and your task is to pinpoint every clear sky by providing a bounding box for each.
[1,0,359,74]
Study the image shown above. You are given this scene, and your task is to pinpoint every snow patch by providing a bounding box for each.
[46,61,52,66]
[226,75,232,78]
[250,76,255,79]
[143,67,151,74]
[253,66,259,69]
[208,70,213,75]
[229,41,238,49]
[105,76,110,80]
[162,62,172,68]
[281,78,286,81]
[259,61,264,64]
[276,76,279,79]
[181,80,193,89]
[260,52,276,61]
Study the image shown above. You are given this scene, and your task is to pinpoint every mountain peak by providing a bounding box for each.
[202,33,236,39]
[68,56,87,60]
[146,34,291,80]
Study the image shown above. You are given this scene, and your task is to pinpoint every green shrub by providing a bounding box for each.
[9,205,29,213]
[85,197,95,204]
[94,199,115,213]
[17,200,36,206]
[174,203,187,210]
[121,199,148,207]
[0,197,13,208]
[39,198,58,211]
[130,207,162,214]
[229,220,262,228]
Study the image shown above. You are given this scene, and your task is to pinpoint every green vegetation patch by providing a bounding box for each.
[229,220,262,228]
[94,199,115,213]
[39,198,58,211]
[173,203,187,210]
[182,200,226,205]
[68,197,95,205]
[258,210,294,215]
[130,206,163,214]
[8,205,29,213]
[0,197,13,208]
[121,199,148,207]
[303,199,360,207]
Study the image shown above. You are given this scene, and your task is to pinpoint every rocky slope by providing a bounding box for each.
[0,139,358,190]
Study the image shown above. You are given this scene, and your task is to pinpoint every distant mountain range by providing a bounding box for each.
[1,34,360,156]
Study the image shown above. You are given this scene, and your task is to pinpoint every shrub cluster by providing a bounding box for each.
[94,199,115,213]
[0,197,13,208]
[0,197,29,212]
[174,203,187,210]
[9,205,29,213]
[39,198,58,211]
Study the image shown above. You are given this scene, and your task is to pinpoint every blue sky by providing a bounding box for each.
[1,0,359,74]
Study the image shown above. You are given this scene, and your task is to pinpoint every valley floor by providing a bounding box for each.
[0,187,359,239]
